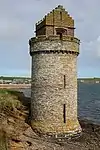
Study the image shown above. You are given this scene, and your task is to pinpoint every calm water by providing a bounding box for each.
[78,83,100,124]
[19,83,100,124]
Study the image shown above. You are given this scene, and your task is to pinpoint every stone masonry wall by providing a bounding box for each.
[31,38,79,54]
[31,40,81,135]
[36,5,74,37]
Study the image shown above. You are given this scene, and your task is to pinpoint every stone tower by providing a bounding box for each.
[29,5,81,136]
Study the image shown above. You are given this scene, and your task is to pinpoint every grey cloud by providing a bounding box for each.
[0,0,100,76]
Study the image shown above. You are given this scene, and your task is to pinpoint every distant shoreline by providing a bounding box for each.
[0,84,31,89]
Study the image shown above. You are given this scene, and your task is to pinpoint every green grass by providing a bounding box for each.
[0,89,23,149]
[0,89,22,112]
[0,76,30,80]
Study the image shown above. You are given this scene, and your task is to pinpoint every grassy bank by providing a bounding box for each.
[0,89,23,112]
[0,89,24,150]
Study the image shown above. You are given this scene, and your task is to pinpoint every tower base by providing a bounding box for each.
[31,119,82,138]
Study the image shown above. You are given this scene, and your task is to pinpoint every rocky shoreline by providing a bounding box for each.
[0,90,100,150]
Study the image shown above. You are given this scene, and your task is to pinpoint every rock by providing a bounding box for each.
[24,127,38,138]
[1,91,100,149]
[7,117,15,124]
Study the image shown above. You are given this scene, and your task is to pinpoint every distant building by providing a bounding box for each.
[0,77,31,84]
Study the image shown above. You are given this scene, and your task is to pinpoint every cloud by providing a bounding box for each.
[0,0,100,77]
[78,35,100,77]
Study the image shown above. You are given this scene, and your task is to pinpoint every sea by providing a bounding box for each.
[18,82,100,124]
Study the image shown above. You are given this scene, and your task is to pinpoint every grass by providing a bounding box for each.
[0,76,30,80]
[0,89,24,150]
[0,89,22,113]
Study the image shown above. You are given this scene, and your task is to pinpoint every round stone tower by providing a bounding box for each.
[29,5,81,137]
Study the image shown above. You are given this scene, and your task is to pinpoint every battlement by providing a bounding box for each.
[30,35,80,56]
[30,35,80,44]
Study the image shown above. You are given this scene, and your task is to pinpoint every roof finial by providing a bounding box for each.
[55,5,64,10]
[57,5,63,9]
[58,5,63,8]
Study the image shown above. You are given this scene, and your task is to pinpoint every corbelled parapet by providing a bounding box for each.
[29,5,82,138]
[29,35,80,56]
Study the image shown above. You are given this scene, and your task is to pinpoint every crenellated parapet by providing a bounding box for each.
[36,5,73,26]
[30,35,80,44]
[29,35,80,56]
[35,5,74,36]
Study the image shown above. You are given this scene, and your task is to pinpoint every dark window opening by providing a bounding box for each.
[60,12,62,21]
[60,33,62,40]
[63,104,66,123]
[71,37,73,41]
[56,28,67,37]
[64,75,66,88]
[56,32,62,40]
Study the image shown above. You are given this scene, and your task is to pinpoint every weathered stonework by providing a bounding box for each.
[29,5,82,137]
[30,36,79,54]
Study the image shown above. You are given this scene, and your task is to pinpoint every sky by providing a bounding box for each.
[0,0,100,77]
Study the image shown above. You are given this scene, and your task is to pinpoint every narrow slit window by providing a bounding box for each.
[64,75,66,88]
[60,12,62,21]
[63,104,66,123]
